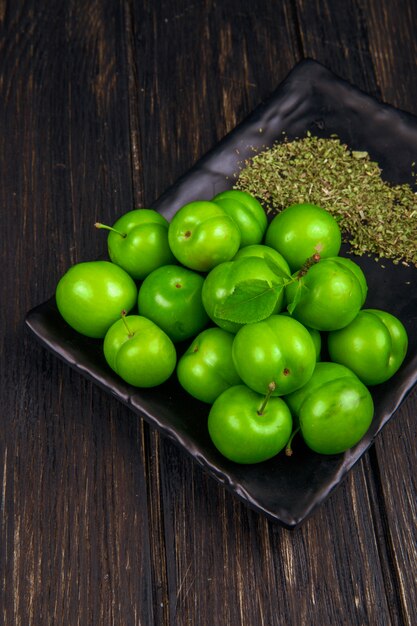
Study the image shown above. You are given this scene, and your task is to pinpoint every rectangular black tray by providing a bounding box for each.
[26,60,417,528]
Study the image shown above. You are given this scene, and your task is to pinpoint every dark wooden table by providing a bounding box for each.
[2,1,417,624]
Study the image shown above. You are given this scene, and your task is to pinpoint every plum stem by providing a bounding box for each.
[95,222,127,238]
[297,252,321,278]
[285,427,300,456]
[257,381,276,415]
[121,310,134,337]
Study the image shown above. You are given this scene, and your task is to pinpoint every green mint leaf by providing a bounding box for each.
[287,280,305,315]
[262,253,292,281]
[214,279,282,324]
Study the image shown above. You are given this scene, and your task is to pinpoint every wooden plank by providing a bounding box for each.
[0,1,154,624]
[366,0,417,113]
[157,438,401,626]
[130,0,302,204]
[294,0,382,98]
[372,395,417,626]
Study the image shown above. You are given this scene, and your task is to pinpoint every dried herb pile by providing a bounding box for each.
[235,134,417,266]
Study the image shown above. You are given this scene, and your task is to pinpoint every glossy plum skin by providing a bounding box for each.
[106,209,175,280]
[265,203,342,272]
[285,362,374,455]
[285,257,367,331]
[177,327,242,403]
[138,264,209,342]
[168,201,241,271]
[232,314,317,396]
[327,308,408,385]
[55,260,137,338]
[103,315,176,387]
[212,189,268,247]
[208,385,293,464]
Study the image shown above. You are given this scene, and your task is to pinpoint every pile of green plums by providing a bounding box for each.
[55,193,408,463]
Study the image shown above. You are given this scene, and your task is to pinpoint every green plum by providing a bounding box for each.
[212,189,267,247]
[208,384,293,464]
[328,308,408,385]
[138,264,209,342]
[285,361,359,417]
[286,257,367,331]
[56,260,137,338]
[103,314,176,387]
[168,201,241,271]
[177,327,242,403]
[232,314,317,396]
[96,208,175,280]
[285,362,374,454]
[265,203,342,272]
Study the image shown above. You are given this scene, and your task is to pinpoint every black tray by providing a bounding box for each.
[26,60,417,529]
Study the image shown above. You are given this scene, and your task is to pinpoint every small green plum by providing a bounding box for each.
[103,314,176,387]
[265,203,342,272]
[168,201,241,271]
[285,362,374,455]
[232,314,317,396]
[285,361,359,417]
[96,208,175,280]
[212,189,267,247]
[177,327,242,403]
[286,257,366,331]
[328,309,408,385]
[208,384,293,464]
[56,260,137,338]
[138,265,209,342]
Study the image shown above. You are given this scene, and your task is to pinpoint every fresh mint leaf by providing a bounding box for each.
[287,280,305,315]
[262,253,292,281]
[214,279,282,324]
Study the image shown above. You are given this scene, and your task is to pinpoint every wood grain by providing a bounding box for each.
[1,1,152,624]
[1,1,417,625]
[373,395,417,625]
[366,0,417,113]
[130,0,301,204]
